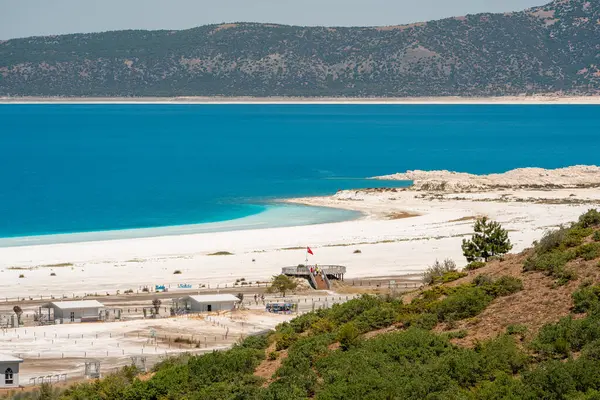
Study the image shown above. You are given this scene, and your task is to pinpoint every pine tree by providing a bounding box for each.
[462,217,512,262]
[267,275,298,297]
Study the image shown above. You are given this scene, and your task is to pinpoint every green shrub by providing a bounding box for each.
[522,360,577,398]
[433,286,493,322]
[445,330,468,339]
[578,209,600,229]
[474,275,524,297]
[581,339,600,361]
[478,334,529,374]
[523,249,577,283]
[473,274,494,287]
[471,372,532,399]
[311,318,334,334]
[423,258,457,285]
[276,332,299,351]
[464,261,486,271]
[441,271,468,283]
[532,313,600,358]
[555,267,578,286]
[535,227,568,255]
[563,226,593,247]
[327,295,385,326]
[577,242,600,261]
[491,276,524,297]
[337,322,360,351]
[409,313,439,330]
[594,231,600,242]
[572,285,600,313]
[507,324,528,336]
[268,351,278,361]
[288,312,320,334]
[354,304,397,332]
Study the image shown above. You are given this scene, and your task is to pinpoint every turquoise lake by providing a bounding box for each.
[1,104,599,241]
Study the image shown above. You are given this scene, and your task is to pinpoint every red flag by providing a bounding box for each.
[307,247,314,255]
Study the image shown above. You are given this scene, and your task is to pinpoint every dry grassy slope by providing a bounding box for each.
[436,249,600,347]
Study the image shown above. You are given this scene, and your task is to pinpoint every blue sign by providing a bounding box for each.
[155,285,166,292]
[178,284,192,289]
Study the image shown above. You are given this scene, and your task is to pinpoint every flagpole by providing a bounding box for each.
[305,247,308,265]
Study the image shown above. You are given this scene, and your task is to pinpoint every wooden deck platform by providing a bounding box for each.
[282,265,346,281]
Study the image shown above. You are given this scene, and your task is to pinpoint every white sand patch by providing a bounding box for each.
[1,185,599,300]
[1,296,354,384]
[3,95,600,105]
[0,307,292,383]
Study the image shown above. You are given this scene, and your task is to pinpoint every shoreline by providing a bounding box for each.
[2,95,600,105]
[0,203,364,248]
[1,166,599,300]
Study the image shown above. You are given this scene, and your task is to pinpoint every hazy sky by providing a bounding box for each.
[2,0,548,40]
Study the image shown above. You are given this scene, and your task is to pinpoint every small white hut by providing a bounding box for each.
[0,354,23,388]
[177,294,240,313]
[41,300,104,323]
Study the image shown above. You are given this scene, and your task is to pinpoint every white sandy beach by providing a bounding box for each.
[2,95,600,105]
[1,166,599,300]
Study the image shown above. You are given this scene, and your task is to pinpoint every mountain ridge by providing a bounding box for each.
[1,0,599,97]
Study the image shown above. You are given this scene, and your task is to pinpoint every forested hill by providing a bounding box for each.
[1,0,599,97]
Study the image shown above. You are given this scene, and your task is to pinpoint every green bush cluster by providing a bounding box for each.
[440,271,468,283]
[422,258,458,285]
[433,286,493,322]
[474,274,524,297]
[337,322,361,351]
[524,211,600,284]
[506,324,528,336]
[464,261,486,271]
[406,312,439,330]
[578,209,600,229]
[576,242,600,261]
[20,290,600,400]
[572,284,600,313]
[531,312,600,358]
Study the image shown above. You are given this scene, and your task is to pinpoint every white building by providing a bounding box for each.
[41,300,104,323]
[0,354,23,389]
[178,294,240,313]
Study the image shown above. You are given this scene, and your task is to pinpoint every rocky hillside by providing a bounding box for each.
[1,0,599,97]
[376,165,600,191]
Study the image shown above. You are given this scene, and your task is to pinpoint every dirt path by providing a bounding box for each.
[254,342,288,387]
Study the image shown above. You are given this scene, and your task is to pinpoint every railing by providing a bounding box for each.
[282,266,311,275]
[282,265,346,275]
[322,274,332,290]
[307,273,318,290]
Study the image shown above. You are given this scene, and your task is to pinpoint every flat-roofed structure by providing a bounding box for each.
[0,354,23,388]
[177,294,240,313]
[41,300,104,324]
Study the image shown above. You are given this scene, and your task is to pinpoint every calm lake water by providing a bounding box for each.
[1,104,599,240]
